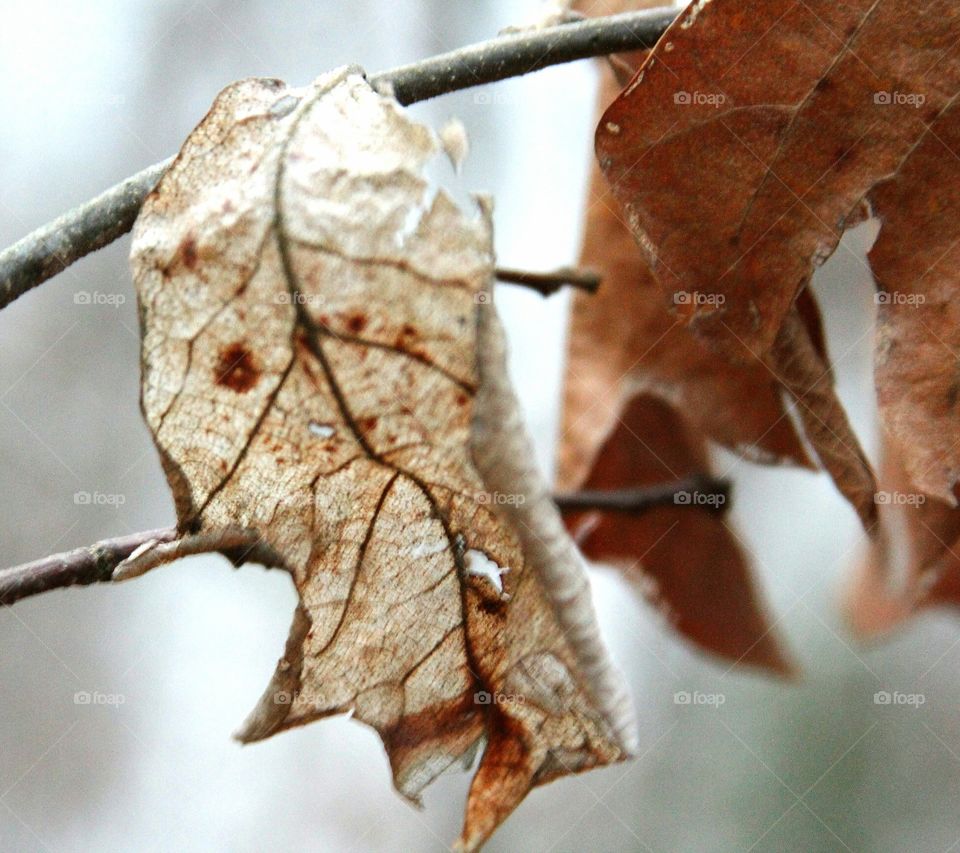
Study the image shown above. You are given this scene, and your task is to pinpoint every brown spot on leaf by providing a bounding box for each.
[215,342,261,393]
[179,235,199,270]
[479,599,506,616]
[947,382,960,410]
[833,147,855,170]
[347,313,368,333]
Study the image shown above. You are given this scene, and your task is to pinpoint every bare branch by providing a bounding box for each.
[554,476,731,515]
[0,474,722,607]
[0,7,675,311]
[0,527,176,606]
[496,265,601,296]
[0,160,172,311]
[379,8,674,104]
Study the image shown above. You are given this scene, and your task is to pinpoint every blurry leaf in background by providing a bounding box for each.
[565,392,795,675]
[592,0,960,533]
[559,37,799,673]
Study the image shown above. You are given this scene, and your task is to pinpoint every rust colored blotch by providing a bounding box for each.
[479,599,505,616]
[360,416,378,432]
[295,329,312,351]
[947,382,960,410]
[179,234,199,270]
[215,342,261,393]
[385,692,478,751]
[347,313,368,333]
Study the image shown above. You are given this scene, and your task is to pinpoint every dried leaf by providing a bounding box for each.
[846,437,960,637]
[593,0,960,521]
[567,393,794,675]
[559,42,799,673]
[871,115,960,504]
[559,69,813,491]
[127,67,633,850]
[767,308,877,529]
[596,0,960,362]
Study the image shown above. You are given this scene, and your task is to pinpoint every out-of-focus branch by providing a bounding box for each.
[496,265,601,296]
[0,527,176,606]
[0,473,727,607]
[0,7,676,311]
[554,476,732,515]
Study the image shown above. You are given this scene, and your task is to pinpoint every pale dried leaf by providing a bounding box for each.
[129,67,629,850]
[440,118,469,174]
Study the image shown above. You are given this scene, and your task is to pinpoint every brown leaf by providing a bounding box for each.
[567,393,793,675]
[767,308,877,529]
[595,0,960,384]
[559,32,802,672]
[846,437,960,638]
[559,69,813,492]
[127,68,633,850]
[871,111,960,504]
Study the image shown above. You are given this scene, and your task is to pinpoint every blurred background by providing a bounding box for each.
[2,1,960,850]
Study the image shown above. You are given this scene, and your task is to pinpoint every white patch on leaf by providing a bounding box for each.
[308,421,336,439]
[465,549,509,595]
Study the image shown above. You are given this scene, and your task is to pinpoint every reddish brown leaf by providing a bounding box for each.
[595,0,960,381]
[559,71,813,492]
[767,308,877,529]
[846,437,960,637]
[871,109,960,504]
[567,393,794,675]
[559,25,801,673]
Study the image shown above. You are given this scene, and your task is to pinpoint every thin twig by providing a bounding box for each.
[554,476,731,515]
[0,474,722,607]
[496,266,601,297]
[0,7,676,311]
[0,527,176,606]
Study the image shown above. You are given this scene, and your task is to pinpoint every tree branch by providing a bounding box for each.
[0,527,176,606]
[496,265,601,296]
[554,476,731,515]
[0,7,676,311]
[0,475,724,607]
